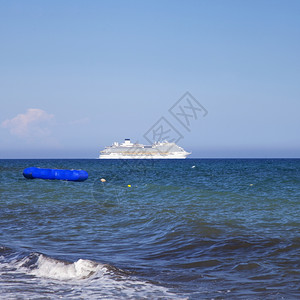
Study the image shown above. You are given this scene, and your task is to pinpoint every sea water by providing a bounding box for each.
[0,159,299,299]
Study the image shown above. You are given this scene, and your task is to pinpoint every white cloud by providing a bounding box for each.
[1,108,55,140]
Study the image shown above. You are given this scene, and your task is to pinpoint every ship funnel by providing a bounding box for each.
[124,139,131,145]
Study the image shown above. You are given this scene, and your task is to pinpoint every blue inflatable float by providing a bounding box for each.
[23,167,88,182]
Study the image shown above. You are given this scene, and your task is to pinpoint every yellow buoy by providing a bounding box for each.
[100,178,106,182]
[128,184,131,187]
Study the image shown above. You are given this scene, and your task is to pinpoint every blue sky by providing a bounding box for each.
[1,0,299,158]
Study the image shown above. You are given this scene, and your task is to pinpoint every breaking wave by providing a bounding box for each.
[0,249,184,299]
[16,253,107,280]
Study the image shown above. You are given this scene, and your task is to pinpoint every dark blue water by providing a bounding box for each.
[1,159,300,299]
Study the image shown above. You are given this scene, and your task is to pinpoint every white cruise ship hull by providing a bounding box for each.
[98,139,190,159]
[99,153,188,159]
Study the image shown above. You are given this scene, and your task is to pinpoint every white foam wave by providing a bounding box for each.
[31,256,103,280]
[5,253,185,299]
[14,253,108,281]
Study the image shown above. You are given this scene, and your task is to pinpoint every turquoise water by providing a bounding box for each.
[0,159,300,299]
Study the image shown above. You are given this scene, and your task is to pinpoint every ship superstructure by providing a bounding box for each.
[99,139,190,159]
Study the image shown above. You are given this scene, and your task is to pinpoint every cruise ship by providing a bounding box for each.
[99,139,190,159]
